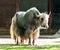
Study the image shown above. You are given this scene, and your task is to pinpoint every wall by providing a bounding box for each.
[52,0,60,29]
[20,0,48,12]
[0,0,16,35]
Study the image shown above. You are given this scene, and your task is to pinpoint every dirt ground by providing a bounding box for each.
[0,37,60,46]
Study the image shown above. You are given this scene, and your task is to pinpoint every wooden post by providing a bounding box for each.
[16,0,20,12]
[48,0,53,30]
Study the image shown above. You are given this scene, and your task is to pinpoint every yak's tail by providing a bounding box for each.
[10,14,17,40]
[10,18,15,39]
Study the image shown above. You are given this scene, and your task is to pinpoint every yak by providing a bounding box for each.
[10,7,50,45]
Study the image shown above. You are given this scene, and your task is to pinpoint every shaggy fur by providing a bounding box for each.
[10,7,49,45]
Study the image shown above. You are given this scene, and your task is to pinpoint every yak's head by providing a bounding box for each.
[40,13,49,29]
[32,12,50,29]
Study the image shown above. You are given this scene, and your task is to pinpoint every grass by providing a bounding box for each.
[0,44,60,50]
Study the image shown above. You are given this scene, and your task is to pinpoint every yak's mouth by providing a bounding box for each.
[41,25,49,29]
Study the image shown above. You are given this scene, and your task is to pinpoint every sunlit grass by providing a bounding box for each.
[0,44,60,50]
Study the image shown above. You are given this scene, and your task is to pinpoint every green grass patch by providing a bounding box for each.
[0,44,60,50]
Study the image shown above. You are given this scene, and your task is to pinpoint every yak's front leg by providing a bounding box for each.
[32,38,35,45]
[32,29,39,45]
[32,34,35,45]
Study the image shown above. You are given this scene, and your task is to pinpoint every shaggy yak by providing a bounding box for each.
[10,7,50,45]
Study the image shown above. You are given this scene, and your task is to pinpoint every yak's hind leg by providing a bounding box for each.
[20,37,25,44]
[28,32,33,45]
[28,37,31,45]
[14,34,19,45]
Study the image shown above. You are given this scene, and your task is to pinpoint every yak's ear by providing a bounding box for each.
[44,11,51,15]
[49,11,51,16]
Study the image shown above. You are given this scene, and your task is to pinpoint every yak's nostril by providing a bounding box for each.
[43,25,45,27]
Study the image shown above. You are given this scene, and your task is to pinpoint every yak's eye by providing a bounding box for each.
[41,18,44,22]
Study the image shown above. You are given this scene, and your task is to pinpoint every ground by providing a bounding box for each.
[0,37,60,45]
[0,36,60,50]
